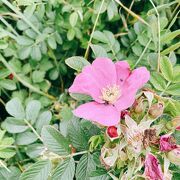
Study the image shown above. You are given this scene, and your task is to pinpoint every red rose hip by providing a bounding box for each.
[107,126,118,138]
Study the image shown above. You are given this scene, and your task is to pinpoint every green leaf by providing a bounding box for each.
[0,40,8,49]
[90,44,108,58]
[41,126,71,156]
[161,42,180,55]
[0,166,21,180]
[20,160,51,180]
[90,169,110,180]
[0,69,10,79]
[32,70,45,83]
[67,28,75,41]
[26,143,44,158]
[166,83,180,96]
[70,93,92,101]
[93,31,108,43]
[174,130,180,145]
[160,57,174,81]
[60,107,73,121]
[150,72,166,91]
[18,46,31,60]
[0,149,16,159]
[31,45,42,61]
[173,66,180,83]
[76,153,96,180]
[5,98,25,119]
[35,111,52,134]
[47,35,57,49]
[65,56,90,71]
[52,158,75,180]
[16,131,38,145]
[161,30,180,43]
[2,118,28,134]
[26,100,41,124]
[68,118,89,151]
[16,36,34,46]
[0,80,16,90]
[69,12,78,27]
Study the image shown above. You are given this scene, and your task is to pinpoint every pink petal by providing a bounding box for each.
[115,61,130,86]
[144,153,164,180]
[69,58,117,103]
[73,102,120,126]
[125,67,150,91]
[114,67,150,111]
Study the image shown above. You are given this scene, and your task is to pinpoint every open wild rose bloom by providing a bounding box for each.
[69,58,150,126]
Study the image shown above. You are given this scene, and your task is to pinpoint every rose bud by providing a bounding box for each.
[133,98,144,114]
[167,148,180,166]
[149,102,164,119]
[176,126,180,130]
[121,110,130,119]
[8,73,14,80]
[172,116,180,129]
[106,126,120,139]
[160,134,177,152]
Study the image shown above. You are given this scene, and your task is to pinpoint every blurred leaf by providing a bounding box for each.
[52,158,75,180]
[0,80,16,90]
[76,153,96,180]
[26,100,41,124]
[20,160,51,180]
[41,126,71,156]
[166,84,180,96]
[5,98,25,119]
[90,44,108,58]
[69,12,78,27]
[65,56,90,71]
[160,57,174,82]
[16,131,38,145]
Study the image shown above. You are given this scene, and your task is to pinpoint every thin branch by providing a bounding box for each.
[114,0,150,26]
[84,0,105,59]
[24,119,43,142]
[149,0,161,72]
[1,0,41,35]
[0,54,56,101]
[133,39,152,68]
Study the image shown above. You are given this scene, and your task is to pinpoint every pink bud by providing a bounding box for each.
[160,134,177,152]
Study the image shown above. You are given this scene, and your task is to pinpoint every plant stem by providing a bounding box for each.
[133,38,152,68]
[160,81,171,96]
[0,160,11,172]
[1,0,41,35]
[114,0,150,26]
[149,0,161,72]
[84,0,105,59]
[24,119,43,142]
[0,54,56,101]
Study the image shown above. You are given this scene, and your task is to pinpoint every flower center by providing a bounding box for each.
[101,85,121,104]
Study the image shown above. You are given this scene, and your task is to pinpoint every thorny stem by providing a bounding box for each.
[24,119,43,142]
[0,54,56,101]
[148,0,161,72]
[84,0,105,59]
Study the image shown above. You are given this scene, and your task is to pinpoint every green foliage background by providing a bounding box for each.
[0,0,179,179]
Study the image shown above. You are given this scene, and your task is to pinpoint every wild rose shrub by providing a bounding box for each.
[0,0,180,180]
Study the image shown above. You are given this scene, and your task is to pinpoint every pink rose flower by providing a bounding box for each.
[160,134,177,152]
[69,58,150,126]
[144,153,164,180]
